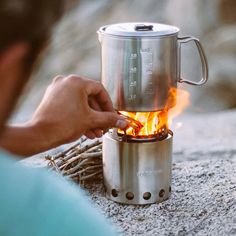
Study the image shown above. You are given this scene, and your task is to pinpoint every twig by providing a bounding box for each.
[44,138,103,184]
[80,170,103,181]
[59,151,102,170]
[49,158,60,172]
[68,165,103,178]
[56,140,101,167]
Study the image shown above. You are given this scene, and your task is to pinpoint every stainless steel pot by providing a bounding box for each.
[98,22,208,111]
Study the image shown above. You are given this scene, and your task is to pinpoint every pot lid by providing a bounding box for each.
[99,22,179,37]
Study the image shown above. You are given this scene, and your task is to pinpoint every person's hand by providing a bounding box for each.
[29,75,127,146]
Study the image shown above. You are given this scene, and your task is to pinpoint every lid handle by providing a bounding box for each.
[135,24,153,31]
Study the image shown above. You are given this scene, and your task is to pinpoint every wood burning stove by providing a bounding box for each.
[98,22,208,204]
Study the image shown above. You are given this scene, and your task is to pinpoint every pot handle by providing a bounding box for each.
[178,36,208,86]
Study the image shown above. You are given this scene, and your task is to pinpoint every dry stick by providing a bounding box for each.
[62,158,89,174]
[49,159,60,172]
[64,151,102,167]
[59,151,102,171]
[76,140,102,154]
[45,155,53,168]
[45,139,103,183]
[85,144,102,153]
[67,164,103,178]
[78,136,88,145]
[53,140,82,160]
[67,161,102,174]
[79,170,103,181]
[45,155,52,161]
[81,160,102,166]
[67,159,102,170]
[71,170,103,182]
[65,137,88,156]
[56,140,102,167]
[45,155,58,169]
[62,153,102,174]
[80,151,102,159]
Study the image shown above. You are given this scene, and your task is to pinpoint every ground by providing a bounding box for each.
[85,158,236,235]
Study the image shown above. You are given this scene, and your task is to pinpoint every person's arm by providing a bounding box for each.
[0,75,127,157]
[0,122,56,157]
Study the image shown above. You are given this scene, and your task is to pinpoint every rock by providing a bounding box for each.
[172,109,236,162]
[84,158,236,235]
[193,25,236,111]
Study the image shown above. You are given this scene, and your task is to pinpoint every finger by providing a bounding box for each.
[88,97,102,111]
[92,129,103,138]
[84,130,96,139]
[88,110,128,130]
[86,81,114,112]
[53,75,64,83]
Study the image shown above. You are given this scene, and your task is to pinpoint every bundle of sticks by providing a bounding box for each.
[45,138,103,184]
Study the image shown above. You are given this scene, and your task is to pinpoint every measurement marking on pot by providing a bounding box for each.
[130,53,137,59]
[130,67,137,73]
[129,81,137,87]
[128,94,136,100]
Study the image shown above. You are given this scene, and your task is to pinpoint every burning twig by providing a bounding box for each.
[118,111,143,129]
[117,111,143,135]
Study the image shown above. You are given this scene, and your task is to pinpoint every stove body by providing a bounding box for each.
[103,130,173,204]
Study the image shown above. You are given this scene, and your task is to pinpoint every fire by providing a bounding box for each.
[118,87,190,138]
[118,110,167,137]
[168,87,190,127]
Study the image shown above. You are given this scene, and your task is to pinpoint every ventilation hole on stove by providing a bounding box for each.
[169,186,172,192]
[126,192,134,200]
[143,192,151,200]
[111,189,118,197]
[159,189,165,198]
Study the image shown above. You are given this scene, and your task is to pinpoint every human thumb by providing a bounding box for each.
[89,110,128,130]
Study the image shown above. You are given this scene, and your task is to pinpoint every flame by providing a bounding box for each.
[118,110,167,137]
[168,88,190,127]
[118,87,190,137]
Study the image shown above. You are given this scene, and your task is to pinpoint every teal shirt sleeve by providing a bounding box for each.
[0,150,117,236]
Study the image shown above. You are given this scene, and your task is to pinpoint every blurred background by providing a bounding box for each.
[12,0,236,123]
